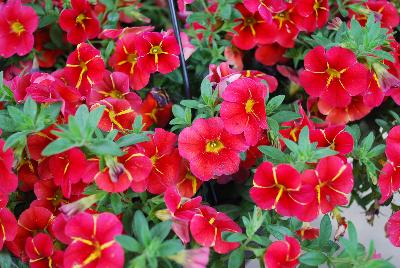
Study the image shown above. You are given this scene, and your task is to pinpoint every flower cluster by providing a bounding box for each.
[0,0,400,267]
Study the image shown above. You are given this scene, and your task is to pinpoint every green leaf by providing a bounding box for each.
[172,105,185,118]
[361,133,375,152]
[266,225,292,240]
[41,138,76,156]
[117,134,149,147]
[271,111,301,123]
[133,211,151,245]
[258,145,287,163]
[86,139,124,156]
[4,131,27,150]
[115,235,142,253]
[23,97,38,120]
[150,221,172,242]
[228,248,244,268]
[319,215,332,244]
[299,252,327,266]
[266,95,285,115]
[158,239,184,257]
[221,232,247,242]
[87,105,105,136]
[111,194,123,214]
[200,78,213,104]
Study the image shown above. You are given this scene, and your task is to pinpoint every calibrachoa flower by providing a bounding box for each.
[64,212,124,267]
[0,139,18,195]
[136,31,180,74]
[250,162,312,218]
[264,236,301,268]
[299,156,353,222]
[0,208,17,250]
[190,206,242,254]
[232,4,274,50]
[220,78,268,146]
[0,0,39,58]
[300,46,369,107]
[379,126,400,203]
[25,233,63,268]
[310,125,354,156]
[109,32,151,90]
[64,43,105,96]
[178,117,248,181]
[386,210,400,247]
[243,0,286,23]
[293,0,330,32]
[59,0,101,44]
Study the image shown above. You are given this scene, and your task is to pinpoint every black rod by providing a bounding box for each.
[167,0,191,98]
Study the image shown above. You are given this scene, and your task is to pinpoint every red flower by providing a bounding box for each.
[243,0,286,23]
[232,4,274,50]
[0,208,17,251]
[176,160,203,198]
[65,43,105,97]
[0,0,38,57]
[109,33,151,90]
[139,89,173,130]
[93,145,153,193]
[264,236,301,268]
[378,162,400,204]
[89,71,142,108]
[164,187,202,243]
[190,206,241,254]
[280,102,314,142]
[178,117,247,181]
[386,210,400,247]
[250,162,312,218]
[136,31,180,74]
[385,126,400,165]
[352,1,399,29]
[317,95,372,124]
[363,71,385,108]
[139,128,182,194]
[255,43,287,66]
[240,70,278,93]
[293,0,329,32]
[92,98,137,134]
[48,148,87,198]
[25,233,63,268]
[64,212,124,268]
[296,227,320,240]
[310,125,354,156]
[300,46,369,108]
[0,139,18,195]
[299,156,353,222]
[59,0,101,44]
[220,78,268,146]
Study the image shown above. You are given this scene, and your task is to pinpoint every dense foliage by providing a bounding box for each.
[0,0,400,267]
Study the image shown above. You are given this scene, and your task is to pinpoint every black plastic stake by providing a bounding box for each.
[167,0,191,99]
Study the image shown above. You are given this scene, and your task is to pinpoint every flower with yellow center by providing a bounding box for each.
[10,21,25,35]
[245,99,256,113]
[205,140,224,153]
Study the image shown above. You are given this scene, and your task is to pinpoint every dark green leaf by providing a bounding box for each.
[115,235,142,253]
[158,239,184,257]
[228,248,244,268]
[299,252,327,266]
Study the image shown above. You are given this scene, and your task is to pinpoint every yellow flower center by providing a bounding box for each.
[11,21,25,35]
[326,67,341,78]
[76,13,87,25]
[109,90,123,99]
[150,46,163,55]
[245,99,256,113]
[127,53,137,63]
[244,17,256,26]
[205,140,224,153]
[208,217,216,225]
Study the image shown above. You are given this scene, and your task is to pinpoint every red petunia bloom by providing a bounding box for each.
[109,33,151,90]
[300,46,369,108]
[92,98,137,134]
[250,162,312,218]
[363,71,385,108]
[176,160,203,198]
[178,117,248,181]
[386,210,400,247]
[293,0,329,32]
[64,43,105,97]
[298,156,353,222]
[317,95,372,124]
[139,89,173,130]
[93,145,153,193]
[255,43,287,66]
[48,148,87,198]
[25,233,63,268]
[310,125,354,156]
[243,0,286,23]
[385,126,400,165]
[232,4,274,50]
[351,0,399,29]
[264,236,301,268]
[0,139,18,195]
[240,70,278,93]
[0,0,38,58]
[139,128,182,194]
[0,208,17,251]
[59,0,101,44]
[190,206,242,254]
[89,71,142,108]
[64,212,124,268]
[136,31,180,74]
[220,78,268,146]
[164,187,202,243]
[296,227,320,240]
